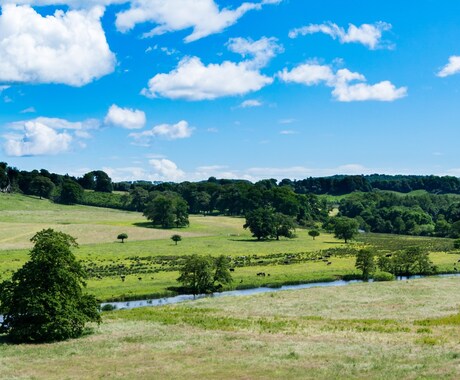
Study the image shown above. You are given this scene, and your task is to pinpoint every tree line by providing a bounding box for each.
[337,191,460,238]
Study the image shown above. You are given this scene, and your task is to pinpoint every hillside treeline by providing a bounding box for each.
[2,162,460,237]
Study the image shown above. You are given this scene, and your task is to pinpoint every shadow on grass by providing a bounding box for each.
[228,239,275,243]
[132,222,187,230]
[324,241,345,244]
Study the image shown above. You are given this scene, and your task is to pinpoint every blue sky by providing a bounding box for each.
[0,0,460,182]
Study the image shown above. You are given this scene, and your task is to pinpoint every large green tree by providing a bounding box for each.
[30,175,55,199]
[177,254,232,294]
[143,193,189,228]
[244,208,276,240]
[355,249,375,281]
[333,217,359,243]
[59,180,84,205]
[0,229,100,343]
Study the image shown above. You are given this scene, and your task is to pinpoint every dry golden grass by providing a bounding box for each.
[1,276,460,379]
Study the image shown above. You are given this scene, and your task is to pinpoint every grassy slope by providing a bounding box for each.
[1,276,460,379]
[1,193,460,301]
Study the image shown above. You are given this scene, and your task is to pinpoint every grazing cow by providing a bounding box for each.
[120,275,126,282]
[327,262,332,265]
[385,254,392,257]
[257,272,266,277]
[138,277,142,281]
[229,268,235,272]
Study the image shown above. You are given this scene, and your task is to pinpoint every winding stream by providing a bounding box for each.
[1,273,459,324]
[100,273,460,311]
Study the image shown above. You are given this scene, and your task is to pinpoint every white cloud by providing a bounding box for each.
[149,158,185,181]
[279,130,297,135]
[278,63,407,102]
[142,56,273,100]
[129,120,193,145]
[278,63,335,86]
[3,121,71,156]
[437,56,460,78]
[104,104,146,130]
[115,0,280,42]
[227,36,283,68]
[240,99,263,108]
[20,107,37,114]
[0,4,115,86]
[289,21,392,50]
[278,118,296,124]
[3,117,99,156]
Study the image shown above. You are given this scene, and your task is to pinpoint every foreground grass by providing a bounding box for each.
[1,276,460,379]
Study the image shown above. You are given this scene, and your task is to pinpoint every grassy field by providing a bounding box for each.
[1,193,460,301]
[1,276,460,379]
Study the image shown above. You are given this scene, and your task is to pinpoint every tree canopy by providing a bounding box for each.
[0,229,100,343]
[143,192,189,228]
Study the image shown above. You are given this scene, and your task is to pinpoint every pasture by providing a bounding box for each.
[1,276,459,379]
[1,193,459,302]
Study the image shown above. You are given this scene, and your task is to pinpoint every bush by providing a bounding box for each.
[101,304,117,312]
[372,271,395,282]
[453,239,460,249]
[0,229,101,343]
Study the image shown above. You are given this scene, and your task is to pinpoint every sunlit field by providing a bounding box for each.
[1,276,459,379]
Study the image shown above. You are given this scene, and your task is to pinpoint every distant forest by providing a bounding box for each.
[2,162,460,238]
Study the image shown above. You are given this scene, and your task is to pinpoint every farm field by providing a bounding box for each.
[1,193,460,301]
[1,276,460,379]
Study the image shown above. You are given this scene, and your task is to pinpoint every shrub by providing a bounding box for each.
[372,271,395,282]
[101,304,117,312]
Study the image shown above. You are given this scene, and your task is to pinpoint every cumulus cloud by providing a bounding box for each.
[3,117,99,156]
[278,63,334,86]
[240,99,263,108]
[115,0,280,42]
[129,120,193,145]
[437,56,460,77]
[0,4,115,86]
[149,158,185,181]
[289,21,392,50]
[104,104,146,130]
[278,63,407,102]
[227,36,283,68]
[142,56,273,100]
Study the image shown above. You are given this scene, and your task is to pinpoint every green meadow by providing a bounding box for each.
[1,193,459,301]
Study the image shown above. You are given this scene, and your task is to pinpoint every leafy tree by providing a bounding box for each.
[0,162,8,190]
[171,234,182,245]
[0,229,100,343]
[333,217,359,243]
[308,230,320,240]
[272,212,296,240]
[177,255,214,294]
[117,233,128,243]
[93,171,113,193]
[355,249,375,281]
[213,255,233,287]
[244,208,275,240]
[177,254,233,294]
[143,193,189,228]
[30,175,55,199]
[174,197,190,228]
[129,187,149,212]
[377,247,434,276]
[59,180,84,204]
